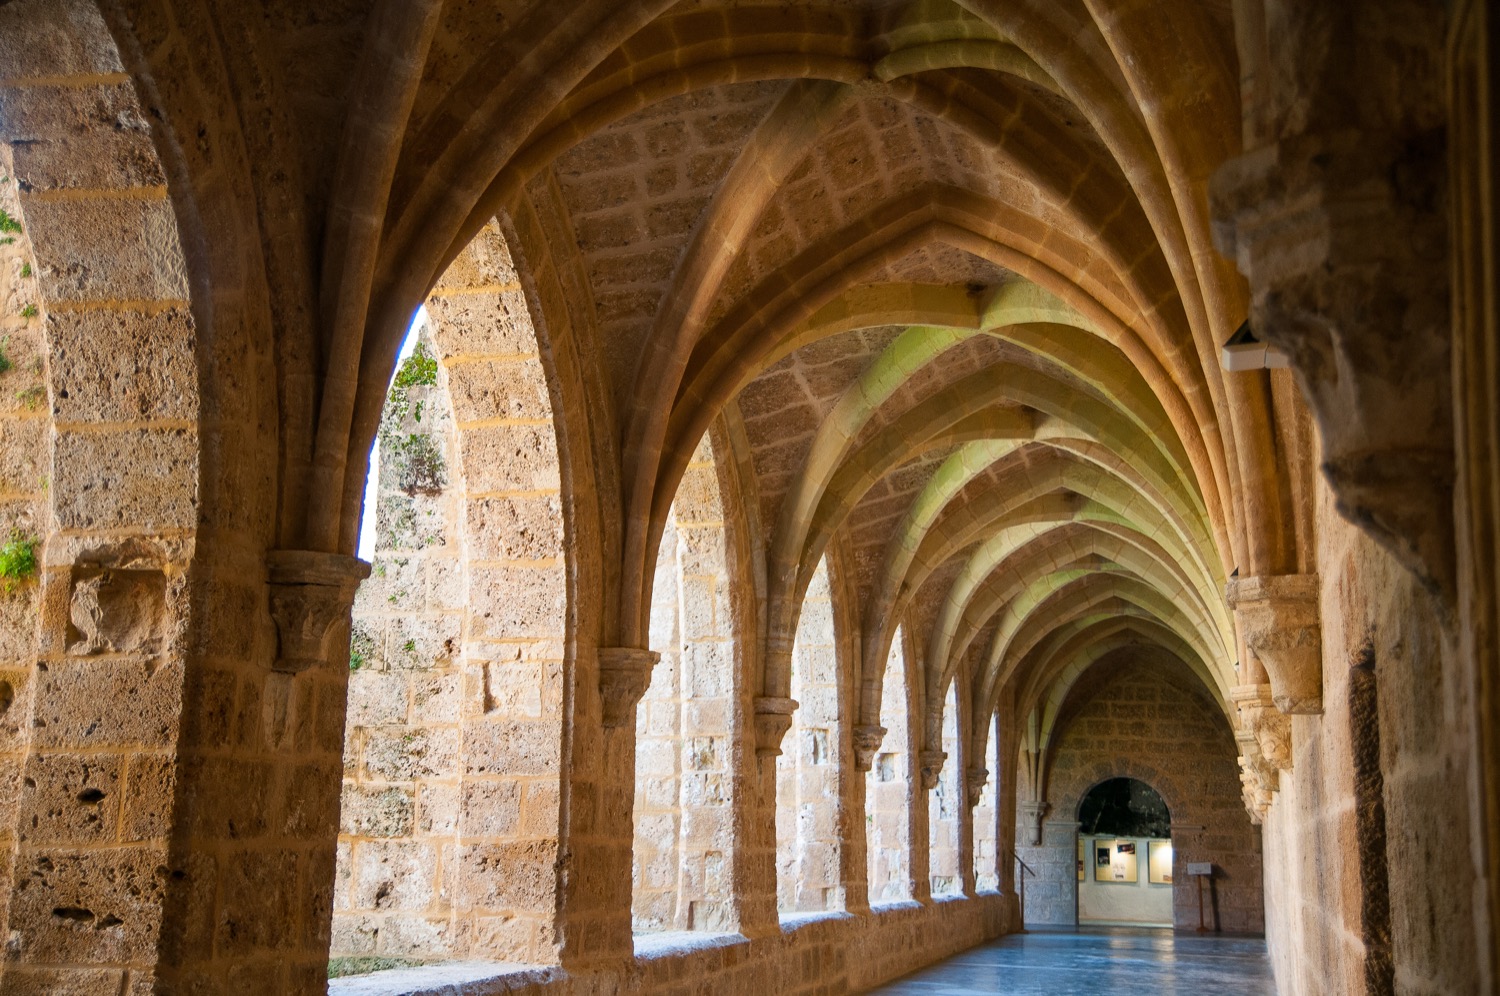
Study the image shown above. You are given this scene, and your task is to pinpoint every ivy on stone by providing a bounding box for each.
[0,529,38,593]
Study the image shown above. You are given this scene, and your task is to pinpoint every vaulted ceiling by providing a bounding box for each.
[134,0,1317,759]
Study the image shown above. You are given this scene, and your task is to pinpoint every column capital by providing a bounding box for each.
[752,695,798,760]
[852,724,887,771]
[964,765,989,808]
[1231,683,1293,771]
[265,549,369,674]
[597,646,660,728]
[1226,574,1323,714]
[1236,729,1279,824]
[1017,800,1049,846]
[918,748,947,791]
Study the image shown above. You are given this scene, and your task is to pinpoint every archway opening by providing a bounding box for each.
[865,627,912,904]
[972,714,1000,893]
[1076,777,1173,927]
[632,434,739,936]
[776,556,844,916]
[928,682,961,897]
[334,223,568,973]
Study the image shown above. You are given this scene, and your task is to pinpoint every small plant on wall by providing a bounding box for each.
[0,529,38,593]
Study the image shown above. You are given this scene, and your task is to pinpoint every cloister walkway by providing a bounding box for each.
[864,927,1277,995]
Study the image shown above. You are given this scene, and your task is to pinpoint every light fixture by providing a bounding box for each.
[1221,319,1289,371]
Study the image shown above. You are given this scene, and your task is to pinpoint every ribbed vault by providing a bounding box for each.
[276,0,1317,786]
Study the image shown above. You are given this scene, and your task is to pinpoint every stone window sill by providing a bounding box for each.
[328,961,562,996]
[633,929,748,959]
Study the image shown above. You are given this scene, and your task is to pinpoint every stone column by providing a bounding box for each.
[569,646,658,964]
[164,548,365,994]
[736,695,794,936]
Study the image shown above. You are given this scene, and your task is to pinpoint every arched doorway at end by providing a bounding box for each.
[1076,777,1174,927]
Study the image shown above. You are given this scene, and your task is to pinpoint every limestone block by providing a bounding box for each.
[424,557,465,612]
[364,727,459,782]
[330,911,378,954]
[455,840,556,911]
[412,672,460,724]
[46,308,195,422]
[346,671,409,727]
[356,555,424,613]
[30,655,180,749]
[417,781,460,836]
[340,784,415,839]
[461,424,562,493]
[16,751,122,845]
[23,195,188,304]
[351,841,437,911]
[469,564,567,642]
[383,614,461,671]
[459,780,521,838]
[431,225,518,289]
[7,845,167,964]
[424,290,535,356]
[380,914,463,959]
[518,782,559,837]
[0,417,46,495]
[461,718,560,777]
[445,358,552,423]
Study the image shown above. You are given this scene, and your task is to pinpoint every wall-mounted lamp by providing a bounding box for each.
[1221,319,1289,371]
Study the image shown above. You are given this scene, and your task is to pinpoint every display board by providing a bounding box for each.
[1148,840,1173,884]
[1092,839,1139,883]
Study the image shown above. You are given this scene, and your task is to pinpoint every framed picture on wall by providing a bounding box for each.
[1148,840,1174,884]
[1095,840,1138,883]
[1078,838,1086,881]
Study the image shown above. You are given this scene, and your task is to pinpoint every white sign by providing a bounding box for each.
[1186,862,1213,876]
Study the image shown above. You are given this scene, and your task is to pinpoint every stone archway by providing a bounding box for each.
[332,221,573,969]
[632,431,742,935]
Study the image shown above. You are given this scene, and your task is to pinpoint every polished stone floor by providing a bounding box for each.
[864,927,1277,995]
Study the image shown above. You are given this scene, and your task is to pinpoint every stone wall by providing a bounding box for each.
[1261,480,1477,995]
[336,326,468,963]
[865,632,912,904]
[0,147,45,939]
[633,438,739,933]
[1018,658,1263,933]
[330,894,1013,996]
[928,682,962,896]
[333,227,570,968]
[972,717,1000,892]
[777,559,845,914]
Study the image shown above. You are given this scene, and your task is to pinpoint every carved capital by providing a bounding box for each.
[918,748,947,791]
[597,647,660,728]
[753,696,798,760]
[1231,683,1293,772]
[266,550,369,674]
[1017,800,1049,846]
[964,765,989,807]
[852,724,887,772]
[1226,574,1323,714]
[1236,730,1278,824]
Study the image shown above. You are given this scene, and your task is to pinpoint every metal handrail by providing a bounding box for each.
[1004,849,1035,929]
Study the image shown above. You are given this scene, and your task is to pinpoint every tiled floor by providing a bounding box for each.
[863,926,1277,995]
